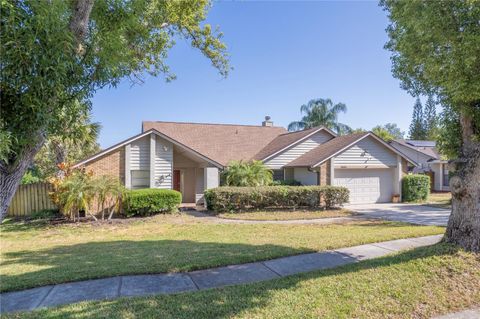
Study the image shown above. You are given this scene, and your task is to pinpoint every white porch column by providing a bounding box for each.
[204,167,219,190]
[125,144,131,189]
[150,134,156,188]
[394,155,402,200]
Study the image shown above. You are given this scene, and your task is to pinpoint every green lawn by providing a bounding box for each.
[0,214,444,293]
[425,192,452,209]
[217,209,354,220]
[6,244,479,319]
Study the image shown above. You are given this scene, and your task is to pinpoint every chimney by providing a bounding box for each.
[262,116,273,127]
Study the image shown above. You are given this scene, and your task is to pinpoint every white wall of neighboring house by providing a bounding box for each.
[264,131,333,169]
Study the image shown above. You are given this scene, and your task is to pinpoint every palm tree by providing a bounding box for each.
[223,160,273,187]
[57,172,95,221]
[92,175,125,220]
[288,98,352,134]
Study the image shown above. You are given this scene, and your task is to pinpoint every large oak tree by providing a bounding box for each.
[0,0,229,220]
[381,0,480,251]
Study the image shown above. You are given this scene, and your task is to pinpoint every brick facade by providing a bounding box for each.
[82,147,125,184]
[318,160,331,186]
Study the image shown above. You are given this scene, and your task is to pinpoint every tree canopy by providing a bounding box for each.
[372,123,404,142]
[288,98,351,134]
[0,0,230,218]
[381,0,480,251]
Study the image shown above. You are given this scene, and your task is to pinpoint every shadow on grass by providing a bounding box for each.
[0,240,308,293]
[11,243,466,319]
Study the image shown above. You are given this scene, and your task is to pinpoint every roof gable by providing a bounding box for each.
[253,126,336,161]
[286,132,417,168]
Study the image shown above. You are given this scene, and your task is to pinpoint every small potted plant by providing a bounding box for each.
[392,194,400,203]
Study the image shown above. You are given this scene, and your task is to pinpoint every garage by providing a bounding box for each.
[334,168,394,204]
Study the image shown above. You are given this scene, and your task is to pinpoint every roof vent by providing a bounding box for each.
[262,116,273,127]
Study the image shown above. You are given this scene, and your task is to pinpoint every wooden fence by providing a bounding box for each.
[7,183,57,217]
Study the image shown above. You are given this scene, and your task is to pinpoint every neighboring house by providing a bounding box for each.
[73,117,416,205]
[390,139,450,192]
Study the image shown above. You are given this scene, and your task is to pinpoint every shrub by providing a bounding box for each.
[123,189,182,217]
[402,174,430,202]
[222,160,273,186]
[270,179,302,186]
[30,209,60,220]
[204,186,349,212]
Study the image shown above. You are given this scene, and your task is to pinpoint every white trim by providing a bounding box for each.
[125,144,131,189]
[312,133,418,168]
[149,134,156,188]
[260,127,336,162]
[73,129,223,169]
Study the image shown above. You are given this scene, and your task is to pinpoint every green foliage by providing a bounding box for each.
[402,174,430,202]
[1,0,230,194]
[372,123,404,142]
[29,209,60,221]
[123,189,182,217]
[408,98,427,140]
[424,95,439,140]
[34,100,101,178]
[271,179,302,186]
[91,175,125,220]
[222,161,273,187]
[56,170,95,220]
[204,186,349,212]
[381,0,480,156]
[288,98,351,134]
[436,105,462,160]
[21,169,42,185]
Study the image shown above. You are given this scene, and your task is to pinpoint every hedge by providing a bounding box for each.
[123,189,182,217]
[402,174,430,202]
[204,186,349,212]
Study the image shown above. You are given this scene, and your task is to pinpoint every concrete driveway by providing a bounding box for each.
[345,203,451,226]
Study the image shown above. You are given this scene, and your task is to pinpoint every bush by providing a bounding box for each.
[222,160,273,186]
[270,179,302,186]
[204,186,349,212]
[123,189,182,217]
[30,209,60,220]
[402,174,430,202]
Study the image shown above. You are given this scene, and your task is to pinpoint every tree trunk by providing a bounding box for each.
[0,131,47,221]
[445,113,480,252]
[69,0,95,53]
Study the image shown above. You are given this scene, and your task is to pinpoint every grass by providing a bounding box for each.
[217,209,354,220]
[424,192,452,209]
[0,214,445,293]
[6,243,479,319]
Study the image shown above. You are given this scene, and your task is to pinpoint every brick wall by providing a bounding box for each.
[82,147,125,184]
[318,160,331,186]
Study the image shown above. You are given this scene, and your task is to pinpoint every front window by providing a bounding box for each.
[272,169,285,181]
[443,166,449,187]
[131,170,150,189]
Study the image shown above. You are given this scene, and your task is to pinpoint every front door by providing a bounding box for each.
[173,170,181,192]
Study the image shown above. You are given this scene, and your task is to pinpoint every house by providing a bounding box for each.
[390,139,450,192]
[73,117,416,205]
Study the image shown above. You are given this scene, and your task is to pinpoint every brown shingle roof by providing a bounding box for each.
[142,121,287,166]
[252,126,335,160]
[285,132,369,167]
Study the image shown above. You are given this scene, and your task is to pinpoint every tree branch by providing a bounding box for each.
[69,0,95,53]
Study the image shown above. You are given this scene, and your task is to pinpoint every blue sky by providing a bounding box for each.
[92,1,421,148]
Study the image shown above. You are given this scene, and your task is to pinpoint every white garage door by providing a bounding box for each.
[334,169,394,204]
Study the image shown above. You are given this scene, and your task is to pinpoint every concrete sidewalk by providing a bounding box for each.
[0,234,443,314]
